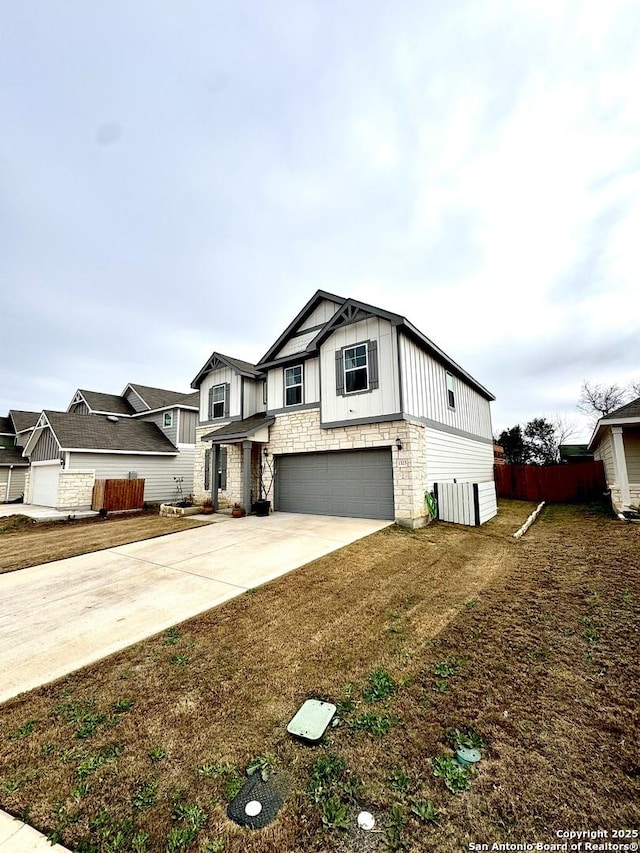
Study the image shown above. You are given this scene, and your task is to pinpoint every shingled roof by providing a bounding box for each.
[43,411,178,454]
[127,384,199,411]
[0,446,28,467]
[0,417,13,434]
[602,397,640,420]
[78,390,136,415]
[9,410,40,433]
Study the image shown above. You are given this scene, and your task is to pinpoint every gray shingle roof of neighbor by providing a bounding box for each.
[0,416,13,434]
[43,411,178,453]
[9,410,40,433]
[78,390,137,415]
[602,396,640,420]
[0,446,29,466]
[201,413,275,442]
[127,384,199,410]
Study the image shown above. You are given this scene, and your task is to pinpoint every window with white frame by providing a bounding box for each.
[284,364,303,406]
[163,411,173,428]
[211,384,226,419]
[446,371,456,409]
[344,344,368,393]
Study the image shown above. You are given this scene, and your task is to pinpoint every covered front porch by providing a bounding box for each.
[201,414,275,514]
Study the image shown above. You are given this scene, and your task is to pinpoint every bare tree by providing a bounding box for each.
[576,381,628,419]
[629,379,640,399]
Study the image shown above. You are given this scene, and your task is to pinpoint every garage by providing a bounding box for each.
[30,462,60,507]
[276,448,394,520]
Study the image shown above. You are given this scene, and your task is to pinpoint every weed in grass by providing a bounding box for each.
[198,761,232,779]
[76,743,123,780]
[54,700,107,739]
[363,668,396,702]
[431,755,471,793]
[308,752,347,802]
[348,711,396,737]
[201,841,225,853]
[581,616,600,643]
[622,590,634,605]
[222,772,244,802]
[246,753,276,781]
[385,802,408,851]
[70,782,91,802]
[119,669,132,680]
[173,803,208,831]
[336,683,355,715]
[8,719,36,739]
[433,659,460,678]
[433,679,449,692]
[165,627,181,645]
[41,743,55,756]
[132,780,158,810]
[131,831,150,853]
[111,698,134,713]
[320,796,350,831]
[410,799,440,825]
[464,597,478,608]
[445,727,486,751]
[149,747,167,762]
[60,746,85,764]
[388,769,411,797]
[170,654,189,666]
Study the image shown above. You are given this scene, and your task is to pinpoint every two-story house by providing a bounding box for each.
[191,291,496,527]
[21,384,199,509]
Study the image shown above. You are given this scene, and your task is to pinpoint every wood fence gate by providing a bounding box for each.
[92,479,145,512]
[494,462,606,503]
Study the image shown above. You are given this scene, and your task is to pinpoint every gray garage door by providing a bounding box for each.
[276,449,394,520]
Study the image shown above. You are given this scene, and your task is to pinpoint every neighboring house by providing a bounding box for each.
[559,444,594,464]
[21,384,199,510]
[588,397,640,512]
[191,290,496,527]
[0,415,30,502]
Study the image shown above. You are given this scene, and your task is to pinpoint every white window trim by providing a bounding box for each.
[211,383,226,419]
[446,371,456,410]
[163,411,174,428]
[284,364,304,407]
[343,343,369,394]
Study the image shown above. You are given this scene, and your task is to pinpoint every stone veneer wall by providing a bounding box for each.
[610,484,640,512]
[23,471,30,503]
[57,470,95,510]
[263,409,429,527]
[193,424,241,508]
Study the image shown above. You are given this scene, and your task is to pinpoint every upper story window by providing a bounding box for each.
[446,372,456,409]
[285,365,303,406]
[344,344,368,393]
[335,340,379,397]
[163,411,174,428]
[209,383,227,419]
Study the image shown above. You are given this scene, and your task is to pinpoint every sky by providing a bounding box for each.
[2,1,639,441]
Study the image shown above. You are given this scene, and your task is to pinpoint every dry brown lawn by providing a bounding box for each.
[0,500,638,853]
[0,512,208,575]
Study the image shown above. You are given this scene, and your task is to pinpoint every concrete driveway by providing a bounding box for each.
[0,513,391,704]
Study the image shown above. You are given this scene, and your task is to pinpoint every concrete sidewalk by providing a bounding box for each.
[0,503,98,521]
[0,512,391,704]
[0,810,71,852]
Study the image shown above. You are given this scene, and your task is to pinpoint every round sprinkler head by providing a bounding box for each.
[357,811,376,831]
[244,801,263,817]
[455,746,481,767]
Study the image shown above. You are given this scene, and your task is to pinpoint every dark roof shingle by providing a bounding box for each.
[603,397,640,420]
[0,446,28,466]
[128,384,199,410]
[0,416,14,434]
[44,411,178,454]
[9,410,40,433]
[78,390,136,415]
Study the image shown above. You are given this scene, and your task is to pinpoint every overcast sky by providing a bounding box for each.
[2,1,639,440]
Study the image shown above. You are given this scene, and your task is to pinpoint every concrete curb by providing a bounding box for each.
[0,809,72,852]
[513,502,545,539]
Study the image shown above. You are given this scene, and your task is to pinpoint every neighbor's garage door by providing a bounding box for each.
[276,449,394,520]
[30,463,60,507]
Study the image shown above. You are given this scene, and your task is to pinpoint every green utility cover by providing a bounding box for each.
[287,699,337,743]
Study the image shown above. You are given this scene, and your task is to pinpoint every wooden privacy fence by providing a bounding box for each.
[92,478,145,512]
[433,481,498,526]
[494,462,606,503]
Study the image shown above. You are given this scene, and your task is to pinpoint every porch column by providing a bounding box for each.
[611,427,631,508]
[211,444,220,511]
[242,440,252,512]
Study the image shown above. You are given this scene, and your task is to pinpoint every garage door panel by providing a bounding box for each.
[31,464,60,507]
[276,449,393,520]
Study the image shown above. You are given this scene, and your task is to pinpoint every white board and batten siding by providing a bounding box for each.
[424,428,494,492]
[320,317,400,424]
[198,367,240,422]
[399,333,493,439]
[267,358,320,410]
[298,299,343,332]
[436,481,497,526]
[69,450,195,503]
